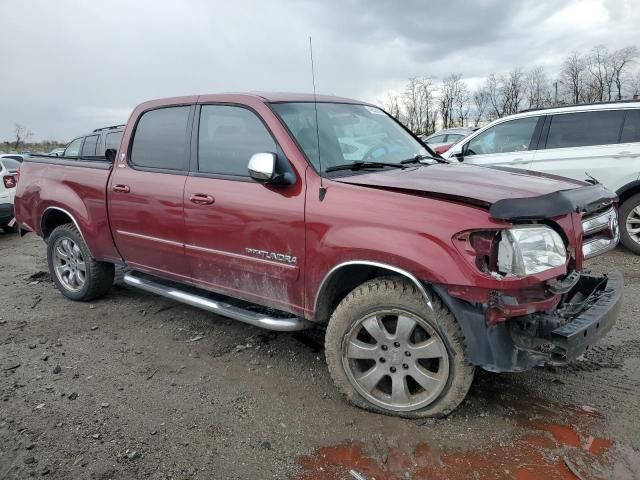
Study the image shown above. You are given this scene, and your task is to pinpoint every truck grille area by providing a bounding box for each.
[582,207,619,259]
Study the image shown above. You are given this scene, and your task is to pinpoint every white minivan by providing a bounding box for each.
[442,102,640,253]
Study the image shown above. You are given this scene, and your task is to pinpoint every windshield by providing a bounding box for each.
[271,102,428,173]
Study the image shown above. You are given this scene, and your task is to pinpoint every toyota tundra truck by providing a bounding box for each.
[15,93,622,417]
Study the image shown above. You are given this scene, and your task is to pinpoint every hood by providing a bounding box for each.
[333,163,616,220]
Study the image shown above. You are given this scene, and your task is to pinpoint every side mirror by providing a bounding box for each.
[454,152,464,162]
[248,153,276,182]
[248,152,296,186]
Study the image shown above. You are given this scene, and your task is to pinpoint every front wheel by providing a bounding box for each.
[325,277,474,418]
[47,223,114,301]
[620,193,640,255]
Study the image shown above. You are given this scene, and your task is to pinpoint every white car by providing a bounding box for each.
[442,102,640,253]
[0,157,21,233]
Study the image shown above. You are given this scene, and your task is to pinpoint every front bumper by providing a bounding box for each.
[545,271,622,362]
[0,203,14,226]
[434,271,623,372]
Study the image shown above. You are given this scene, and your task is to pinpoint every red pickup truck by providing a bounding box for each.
[15,93,622,417]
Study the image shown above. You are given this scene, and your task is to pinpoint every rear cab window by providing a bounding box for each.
[197,105,277,177]
[544,110,625,149]
[130,106,191,171]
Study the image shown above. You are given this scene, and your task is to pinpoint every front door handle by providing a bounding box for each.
[189,193,215,205]
[112,184,130,193]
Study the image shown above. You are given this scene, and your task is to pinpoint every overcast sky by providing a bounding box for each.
[1,0,639,142]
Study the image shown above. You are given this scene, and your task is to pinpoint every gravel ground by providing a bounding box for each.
[1,232,639,479]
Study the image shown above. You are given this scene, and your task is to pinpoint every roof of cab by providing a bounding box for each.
[134,92,372,112]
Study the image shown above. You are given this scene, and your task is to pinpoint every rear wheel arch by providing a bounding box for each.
[313,261,434,324]
[41,207,86,242]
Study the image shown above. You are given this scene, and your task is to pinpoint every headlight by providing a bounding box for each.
[497,227,566,276]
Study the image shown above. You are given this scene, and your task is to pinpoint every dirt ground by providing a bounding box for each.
[1,232,639,480]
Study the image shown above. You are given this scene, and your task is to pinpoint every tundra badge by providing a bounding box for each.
[245,248,297,265]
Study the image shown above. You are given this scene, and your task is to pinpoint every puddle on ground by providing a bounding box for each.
[296,400,635,480]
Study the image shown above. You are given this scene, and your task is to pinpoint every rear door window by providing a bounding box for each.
[130,106,191,170]
[81,135,99,156]
[64,138,83,157]
[620,110,640,143]
[465,117,539,156]
[197,105,276,177]
[545,110,625,149]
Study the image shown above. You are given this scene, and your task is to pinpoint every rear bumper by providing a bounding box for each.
[434,271,623,372]
[0,203,14,226]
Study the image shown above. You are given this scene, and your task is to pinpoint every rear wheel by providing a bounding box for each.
[620,193,640,255]
[47,223,114,301]
[325,277,474,418]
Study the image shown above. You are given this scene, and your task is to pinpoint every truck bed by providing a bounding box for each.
[14,156,121,263]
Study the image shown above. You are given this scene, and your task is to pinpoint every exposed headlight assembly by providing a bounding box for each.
[497,227,566,276]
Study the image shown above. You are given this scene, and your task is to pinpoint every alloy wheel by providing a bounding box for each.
[626,206,640,245]
[52,237,86,292]
[342,309,449,412]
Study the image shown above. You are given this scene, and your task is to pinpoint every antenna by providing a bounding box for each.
[309,36,326,199]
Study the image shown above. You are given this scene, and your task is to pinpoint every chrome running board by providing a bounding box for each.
[123,272,311,332]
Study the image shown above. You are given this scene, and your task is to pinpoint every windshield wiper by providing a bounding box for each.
[400,154,447,165]
[325,161,406,173]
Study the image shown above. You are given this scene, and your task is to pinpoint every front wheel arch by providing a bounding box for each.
[313,261,434,324]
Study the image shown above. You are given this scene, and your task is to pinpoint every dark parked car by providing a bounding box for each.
[63,125,124,161]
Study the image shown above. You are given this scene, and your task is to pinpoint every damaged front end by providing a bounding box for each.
[434,271,622,372]
[437,183,623,373]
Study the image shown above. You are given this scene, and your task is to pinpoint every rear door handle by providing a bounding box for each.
[189,193,215,205]
[112,184,130,193]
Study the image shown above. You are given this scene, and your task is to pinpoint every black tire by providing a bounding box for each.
[620,194,640,255]
[325,277,474,418]
[2,225,17,234]
[47,223,114,301]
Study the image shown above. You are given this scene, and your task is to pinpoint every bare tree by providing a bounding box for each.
[610,46,639,100]
[403,77,422,132]
[585,45,617,102]
[485,73,503,119]
[382,92,402,120]
[525,67,551,109]
[561,52,587,104]
[439,74,465,129]
[417,77,438,135]
[471,86,489,127]
[454,80,470,127]
[631,68,640,99]
[13,124,33,151]
[501,68,525,115]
